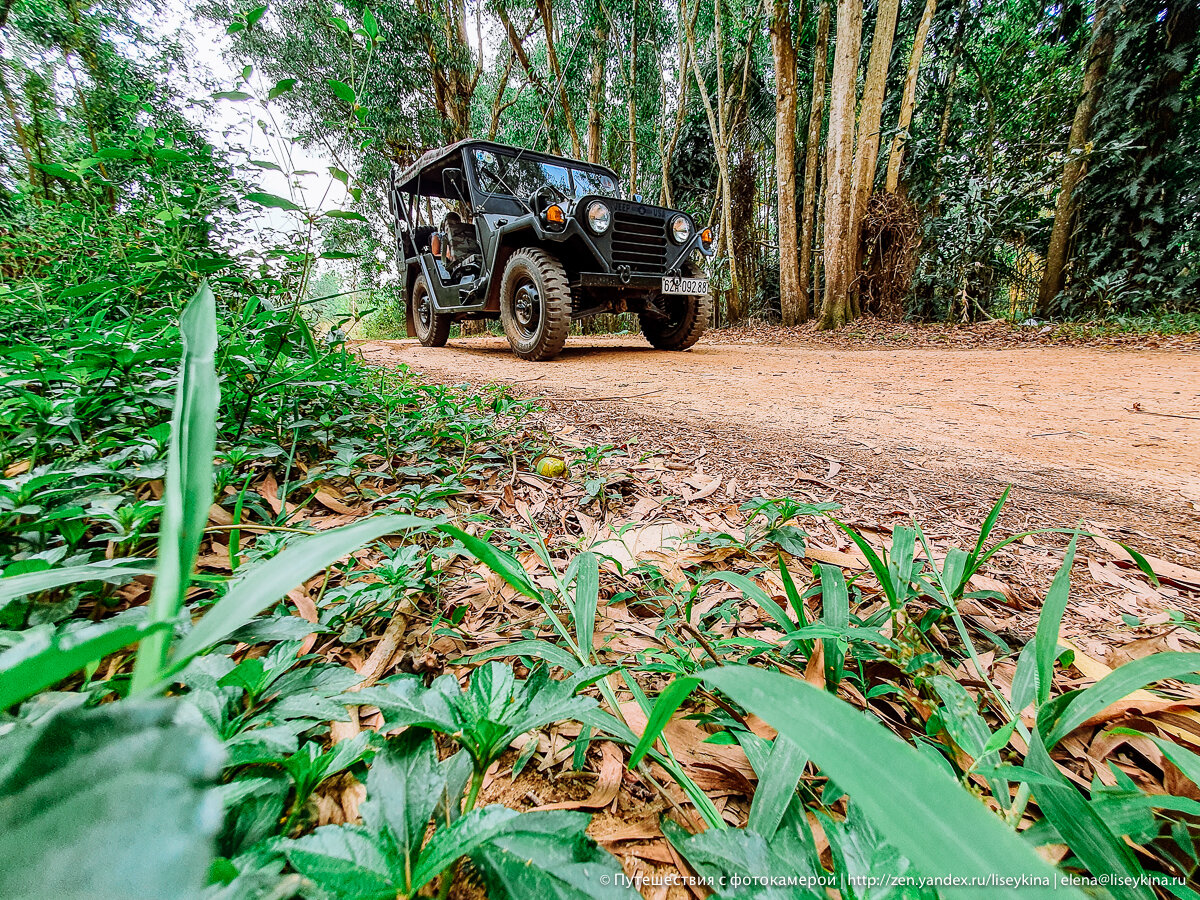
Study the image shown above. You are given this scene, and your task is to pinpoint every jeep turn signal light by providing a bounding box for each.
[545,204,565,226]
[700,227,714,249]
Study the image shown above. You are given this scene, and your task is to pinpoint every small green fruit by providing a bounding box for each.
[536,456,567,478]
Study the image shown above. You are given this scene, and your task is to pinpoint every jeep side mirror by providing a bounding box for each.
[443,167,467,203]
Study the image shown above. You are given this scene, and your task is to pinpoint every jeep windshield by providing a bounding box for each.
[472,148,620,202]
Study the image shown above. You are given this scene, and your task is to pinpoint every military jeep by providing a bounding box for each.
[387,139,714,361]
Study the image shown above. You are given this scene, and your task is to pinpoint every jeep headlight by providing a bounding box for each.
[670,214,691,244]
[586,200,611,234]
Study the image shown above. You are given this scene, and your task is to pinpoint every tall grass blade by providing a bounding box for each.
[0,622,165,709]
[777,555,810,639]
[574,551,599,662]
[746,736,807,839]
[1044,652,1200,748]
[1025,730,1153,899]
[1033,535,1078,706]
[815,564,848,686]
[131,282,219,693]
[828,517,898,610]
[0,560,154,606]
[437,523,541,601]
[633,666,1078,898]
[168,514,433,673]
[702,571,793,633]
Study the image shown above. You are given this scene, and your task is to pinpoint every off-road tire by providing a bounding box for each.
[499,248,572,361]
[411,275,450,347]
[640,265,710,351]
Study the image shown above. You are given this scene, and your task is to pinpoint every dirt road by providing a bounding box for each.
[360,334,1200,509]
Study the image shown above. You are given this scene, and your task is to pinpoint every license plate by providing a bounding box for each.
[662,276,709,295]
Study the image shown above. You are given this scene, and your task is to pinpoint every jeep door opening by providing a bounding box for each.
[387,139,715,361]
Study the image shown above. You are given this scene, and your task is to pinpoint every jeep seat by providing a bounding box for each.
[440,214,482,283]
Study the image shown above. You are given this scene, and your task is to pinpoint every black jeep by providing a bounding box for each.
[387,140,714,361]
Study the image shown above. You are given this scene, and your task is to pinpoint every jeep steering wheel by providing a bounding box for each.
[529,184,567,214]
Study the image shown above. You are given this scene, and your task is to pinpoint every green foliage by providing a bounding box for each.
[0,701,223,900]
[1067,1,1200,315]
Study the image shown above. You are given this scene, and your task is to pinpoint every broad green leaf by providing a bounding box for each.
[1034,536,1077,706]
[350,673,460,736]
[212,90,253,101]
[245,4,267,27]
[362,7,379,39]
[470,811,635,899]
[360,733,445,892]
[746,735,807,839]
[267,78,297,100]
[886,525,917,604]
[437,523,541,601]
[1044,652,1200,748]
[327,79,356,103]
[1011,640,1039,713]
[329,15,350,32]
[411,804,519,891]
[1025,730,1153,900]
[930,675,1009,802]
[662,809,826,899]
[0,701,223,899]
[285,825,396,899]
[468,639,581,672]
[56,279,123,299]
[1117,731,1200,788]
[636,667,1079,898]
[169,514,434,670]
[131,283,219,692]
[323,209,368,222]
[628,675,701,766]
[245,191,303,212]
[574,551,599,660]
[816,563,848,685]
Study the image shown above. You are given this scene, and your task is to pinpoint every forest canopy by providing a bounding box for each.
[1,0,1197,330]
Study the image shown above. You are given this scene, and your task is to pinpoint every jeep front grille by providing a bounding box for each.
[611,210,668,274]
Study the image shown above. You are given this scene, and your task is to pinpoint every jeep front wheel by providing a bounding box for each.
[499,248,571,361]
[640,269,710,351]
[412,275,450,347]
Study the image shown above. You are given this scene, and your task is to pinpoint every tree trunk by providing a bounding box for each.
[488,48,519,139]
[1037,2,1115,315]
[684,0,741,319]
[848,0,900,294]
[586,17,609,163]
[661,0,697,205]
[495,2,559,151]
[627,0,640,195]
[538,0,584,157]
[771,0,803,324]
[884,0,936,193]
[799,0,830,322]
[818,0,863,330]
[0,64,36,188]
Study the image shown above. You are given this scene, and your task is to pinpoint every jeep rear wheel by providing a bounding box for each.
[412,275,450,347]
[640,267,710,351]
[499,248,571,361]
